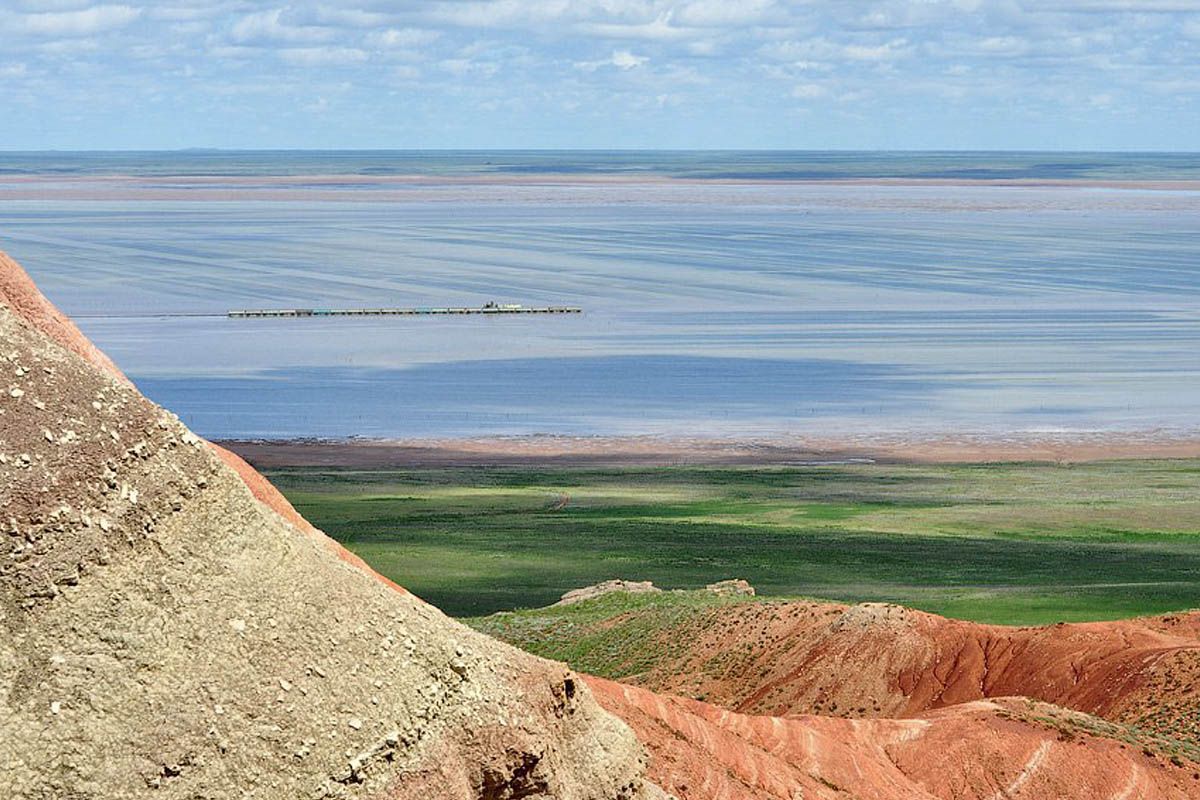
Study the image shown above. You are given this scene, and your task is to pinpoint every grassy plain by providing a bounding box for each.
[267,460,1200,624]
[468,590,764,678]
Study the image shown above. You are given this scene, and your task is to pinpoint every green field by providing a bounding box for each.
[266,460,1200,625]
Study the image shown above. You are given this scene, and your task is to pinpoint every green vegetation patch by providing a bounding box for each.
[466,590,761,678]
[267,460,1200,624]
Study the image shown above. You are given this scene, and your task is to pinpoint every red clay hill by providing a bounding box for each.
[3,249,1197,799]
[596,598,1200,737]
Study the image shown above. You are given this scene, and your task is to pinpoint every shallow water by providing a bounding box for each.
[2,152,1198,439]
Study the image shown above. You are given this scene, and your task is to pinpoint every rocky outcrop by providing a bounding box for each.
[556,580,662,606]
[704,579,753,597]
[0,251,654,799]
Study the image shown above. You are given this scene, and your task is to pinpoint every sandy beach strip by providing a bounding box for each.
[218,432,1200,469]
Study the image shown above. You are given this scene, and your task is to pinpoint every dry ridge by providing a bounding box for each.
[3,248,1199,799]
[609,599,1200,741]
[513,587,1200,798]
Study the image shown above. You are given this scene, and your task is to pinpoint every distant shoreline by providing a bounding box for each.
[219,432,1200,468]
[5,173,1200,190]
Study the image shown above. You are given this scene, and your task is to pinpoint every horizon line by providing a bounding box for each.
[3,147,1199,155]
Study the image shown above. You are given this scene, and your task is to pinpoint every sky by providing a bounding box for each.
[0,0,1198,150]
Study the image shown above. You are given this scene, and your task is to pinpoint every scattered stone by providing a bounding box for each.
[705,579,755,597]
[347,718,362,731]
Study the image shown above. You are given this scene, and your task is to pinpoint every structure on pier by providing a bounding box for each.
[227,304,581,318]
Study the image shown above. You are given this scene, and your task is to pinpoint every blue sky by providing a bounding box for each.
[1,1,1198,150]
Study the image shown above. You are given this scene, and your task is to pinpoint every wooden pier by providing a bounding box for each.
[227,305,581,318]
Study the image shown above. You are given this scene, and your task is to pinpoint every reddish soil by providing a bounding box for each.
[611,600,1200,749]
[590,677,1200,800]
[0,250,130,385]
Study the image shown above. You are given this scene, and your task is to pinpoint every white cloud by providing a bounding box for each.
[439,57,499,77]
[146,4,234,22]
[15,4,140,36]
[278,47,369,67]
[975,36,1031,56]
[231,9,332,44]
[1028,1,1200,10]
[611,49,648,69]
[673,0,777,27]
[427,0,572,29]
[5,0,1200,148]
[843,38,911,61]
[575,49,649,71]
[370,28,441,49]
[578,12,699,42]
[791,82,827,99]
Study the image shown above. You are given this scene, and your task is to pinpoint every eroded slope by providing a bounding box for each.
[475,592,1200,750]
[0,254,652,799]
[591,678,1200,800]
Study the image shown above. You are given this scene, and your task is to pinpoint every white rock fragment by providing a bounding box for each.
[9,387,24,398]
[347,718,362,730]
[229,619,247,633]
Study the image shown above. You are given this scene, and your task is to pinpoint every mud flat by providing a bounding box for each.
[222,431,1200,469]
